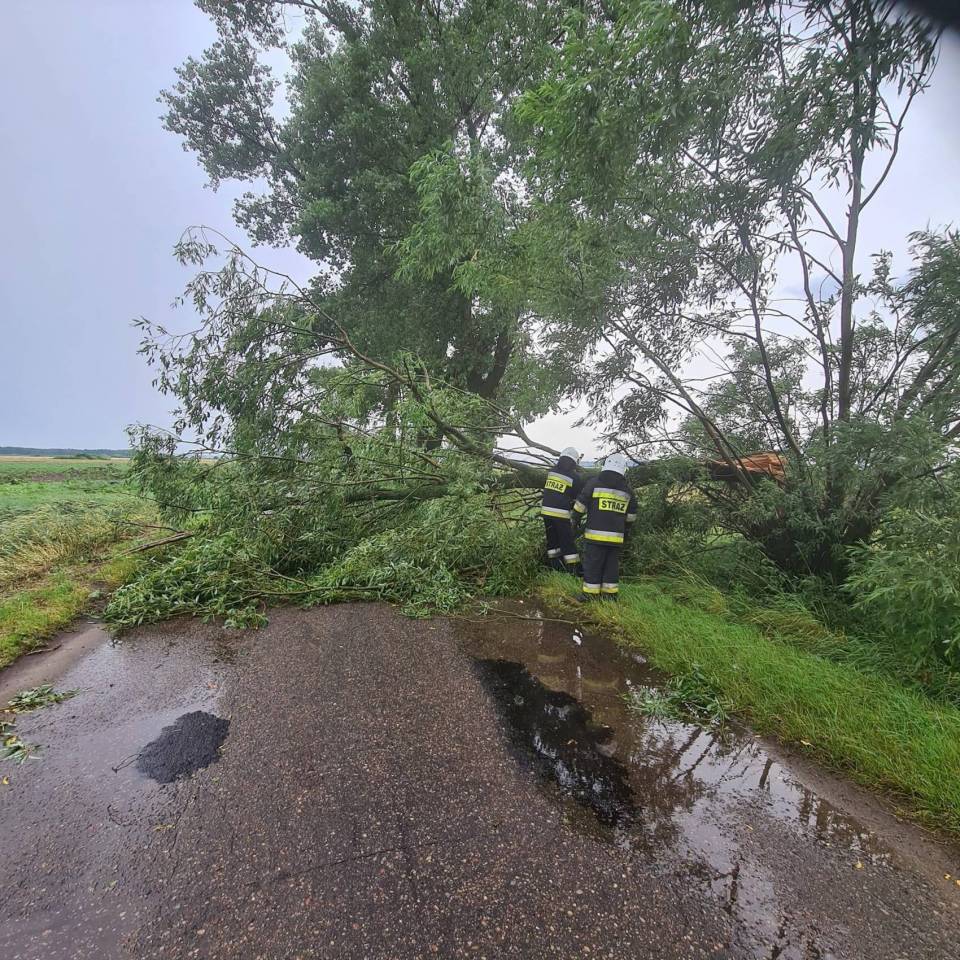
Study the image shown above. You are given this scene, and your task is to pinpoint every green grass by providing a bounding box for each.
[0,574,90,666]
[0,458,150,666]
[0,554,145,668]
[0,457,136,521]
[652,572,960,707]
[540,573,960,836]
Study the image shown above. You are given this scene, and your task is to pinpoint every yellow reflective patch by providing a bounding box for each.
[598,497,628,514]
[584,531,624,543]
[592,488,628,501]
[544,477,569,493]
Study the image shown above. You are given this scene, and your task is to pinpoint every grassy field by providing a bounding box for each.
[0,458,151,666]
[0,457,136,519]
[540,573,960,836]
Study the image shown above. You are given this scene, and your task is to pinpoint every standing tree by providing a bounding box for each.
[513,0,954,576]
[162,0,570,418]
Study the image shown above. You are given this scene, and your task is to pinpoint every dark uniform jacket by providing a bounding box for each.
[540,455,583,520]
[573,470,637,544]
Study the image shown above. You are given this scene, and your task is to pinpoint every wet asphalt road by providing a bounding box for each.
[1,603,959,959]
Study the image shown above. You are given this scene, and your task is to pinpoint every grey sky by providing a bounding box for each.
[0,3,957,453]
[0,0,311,449]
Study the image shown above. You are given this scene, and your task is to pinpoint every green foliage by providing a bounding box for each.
[626,665,732,727]
[145,2,957,708]
[314,494,540,615]
[515,0,950,583]
[105,530,271,629]
[111,367,545,626]
[106,492,541,625]
[0,684,74,764]
[1,717,38,764]
[615,474,960,703]
[619,478,788,598]
[163,0,566,412]
[847,495,960,664]
[6,685,77,713]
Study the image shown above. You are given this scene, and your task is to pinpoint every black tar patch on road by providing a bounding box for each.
[137,710,230,783]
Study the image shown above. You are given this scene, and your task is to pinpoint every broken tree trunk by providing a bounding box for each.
[341,452,785,505]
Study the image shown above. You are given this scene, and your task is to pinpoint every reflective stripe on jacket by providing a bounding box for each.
[573,471,637,544]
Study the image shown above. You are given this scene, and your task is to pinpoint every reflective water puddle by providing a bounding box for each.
[475,658,638,830]
[464,604,906,959]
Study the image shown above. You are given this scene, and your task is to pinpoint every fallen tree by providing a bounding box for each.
[114,2,959,661]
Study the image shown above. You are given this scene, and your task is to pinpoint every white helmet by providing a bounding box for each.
[602,453,627,476]
[561,446,581,462]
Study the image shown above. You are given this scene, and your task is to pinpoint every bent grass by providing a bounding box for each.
[0,459,152,667]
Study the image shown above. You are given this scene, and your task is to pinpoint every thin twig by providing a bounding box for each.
[120,532,194,554]
[441,612,578,627]
[25,644,62,656]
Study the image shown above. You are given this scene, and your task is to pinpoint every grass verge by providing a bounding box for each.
[0,458,151,667]
[0,554,144,668]
[539,573,960,836]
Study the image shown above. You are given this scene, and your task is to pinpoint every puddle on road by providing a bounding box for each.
[136,711,230,783]
[465,604,897,959]
[466,605,887,856]
[476,658,638,831]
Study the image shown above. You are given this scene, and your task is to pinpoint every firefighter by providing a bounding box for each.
[541,446,583,573]
[572,453,637,599]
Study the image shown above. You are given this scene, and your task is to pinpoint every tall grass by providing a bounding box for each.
[0,466,151,664]
[0,505,136,590]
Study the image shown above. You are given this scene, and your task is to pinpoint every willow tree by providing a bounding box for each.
[163,0,568,416]
[511,0,954,576]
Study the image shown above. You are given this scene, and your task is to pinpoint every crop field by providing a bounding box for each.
[0,457,151,666]
[0,456,135,519]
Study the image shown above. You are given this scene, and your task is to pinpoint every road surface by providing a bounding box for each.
[1,602,958,958]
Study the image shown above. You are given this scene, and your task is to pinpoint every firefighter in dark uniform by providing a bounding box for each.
[541,446,584,573]
[572,453,637,598]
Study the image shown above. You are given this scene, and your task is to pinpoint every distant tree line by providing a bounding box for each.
[0,447,132,458]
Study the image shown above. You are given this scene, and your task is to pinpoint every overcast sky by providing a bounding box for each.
[0,3,958,453]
